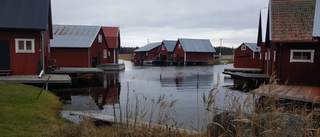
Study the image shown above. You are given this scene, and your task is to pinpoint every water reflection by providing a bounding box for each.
[54,61,253,130]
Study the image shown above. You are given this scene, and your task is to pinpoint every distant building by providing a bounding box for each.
[133,42,161,61]
[233,43,260,68]
[0,0,53,75]
[50,25,108,67]
[259,0,320,86]
[173,38,216,64]
[158,40,176,61]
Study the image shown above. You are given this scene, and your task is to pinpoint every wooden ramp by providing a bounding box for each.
[253,85,320,103]
[223,71,269,79]
[224,68,262,73]
[70,112,198,134]
[0,74,71,84]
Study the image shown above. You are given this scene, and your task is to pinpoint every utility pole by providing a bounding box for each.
[219,38,222,55]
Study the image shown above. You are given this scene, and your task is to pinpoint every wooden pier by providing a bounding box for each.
[253,84,320,103]
[224,68,263,73]
[0,74,71,84]
[47,67,104,75]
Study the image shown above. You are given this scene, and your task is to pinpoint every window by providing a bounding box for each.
[15,39,35,53]
[108,51,110,56]
[103,49,107,58]
[290,50,314,63]
[260,53,262,60]
[146,52,148,56]
[162,45,165,50]
[98,34,102,43]
[253,52,255,58]
[178,44,181,49]
[241,45,246,50]
[274,51,276,62]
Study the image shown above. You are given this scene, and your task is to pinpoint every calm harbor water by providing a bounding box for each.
[53,60,254,130]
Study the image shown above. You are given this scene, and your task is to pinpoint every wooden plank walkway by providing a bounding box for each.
[47,67,104,74]
[223,71,270,79]
[70,112,198,134]
[0,74,71,84]
[253,85,320,103]
[224,68,262,73]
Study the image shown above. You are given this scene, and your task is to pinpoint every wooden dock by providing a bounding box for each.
[70,112,198,134]
[222,71,269,79]
[224,68,262,73]
[0,74,71,84]
[253,85,320,103]
[96,63,125,71]
[47,67,104,74]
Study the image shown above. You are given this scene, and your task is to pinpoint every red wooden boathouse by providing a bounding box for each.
[158,40,176,61]
[173,38,216,64]
[259,0,320,86]
[50,25,109,67]
[0,0,53,75]
[133,42,161,61]
[101,27,121,64]
[233,43,260,68]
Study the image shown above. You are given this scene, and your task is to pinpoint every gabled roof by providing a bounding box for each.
[51,25,101,48]
[270,0,316,41]
[178,38,216,53]
[162,40,176,52]
[0,0,51,30]
[102,27,120,48]
[313,0,320,37]
[134,42,161,52]
[244,43,260,52]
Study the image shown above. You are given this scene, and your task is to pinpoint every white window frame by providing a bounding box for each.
[290,49,314,63]
[274,51,276,62]
[103,49,107,58]
[146,52,148,56]
[253,51,255,58]
[265,52,267,60]
[260,53,262,60]
[108,51,111,56]
[15,39,35,53]
[241,45,246,51]
[162,45,165,50]
[98,34,102,43]
[178,44,181,49]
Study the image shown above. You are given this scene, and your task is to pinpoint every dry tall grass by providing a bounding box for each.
[57,75,320,137]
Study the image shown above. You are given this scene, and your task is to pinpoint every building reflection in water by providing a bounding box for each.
[65,72,121,110]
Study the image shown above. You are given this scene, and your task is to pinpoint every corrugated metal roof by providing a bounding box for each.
[162,40,176,52]
[0,0,50,30]
[178,38,216,53]
[50,25,100,48]
[244,43,260,52]
[134,42,161,52]
[313,0,320,37]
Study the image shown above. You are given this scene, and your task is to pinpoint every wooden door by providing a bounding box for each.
[0,40,10,70]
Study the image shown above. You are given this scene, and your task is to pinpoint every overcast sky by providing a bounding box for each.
[51,0,269,48]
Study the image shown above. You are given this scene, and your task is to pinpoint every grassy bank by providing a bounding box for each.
[0,82,71,137]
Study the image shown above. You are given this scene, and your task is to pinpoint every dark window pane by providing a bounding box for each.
[293,52,301,59]
[18,41,24,50]
[302,52,311,60]
[26,41,32,50]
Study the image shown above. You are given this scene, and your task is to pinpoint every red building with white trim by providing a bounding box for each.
[0,0,53,75]
[50,25,109,67]
[233,43,260,68]
[101,27,121,64]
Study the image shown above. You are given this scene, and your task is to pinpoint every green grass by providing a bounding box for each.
[0,82,71,137]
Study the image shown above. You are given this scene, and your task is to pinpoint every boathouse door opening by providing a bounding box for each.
[0,40,10,70]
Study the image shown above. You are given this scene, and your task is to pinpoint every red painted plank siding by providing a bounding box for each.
[186,52,214,61]
[174,42,184,62]
[51,48,89,67]
[90,29,109,65]
[234,46,260,68]
[0,30,50,75]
